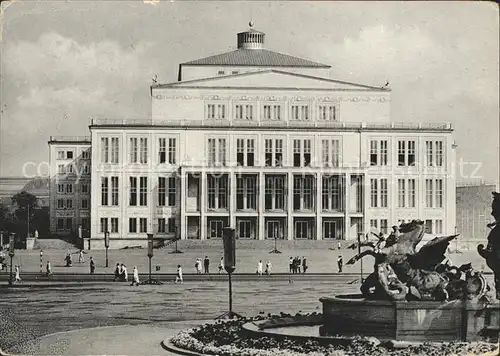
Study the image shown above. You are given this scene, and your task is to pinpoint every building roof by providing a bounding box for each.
[181,49,331,68]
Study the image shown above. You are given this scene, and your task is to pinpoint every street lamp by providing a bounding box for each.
[217,227,242,319]
[104,231,110,268]
[269,225,282,254]
[8,233,15,286]
[0,231,4,248]
[144,233,162,285]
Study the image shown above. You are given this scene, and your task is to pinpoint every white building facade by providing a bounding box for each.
[85,26,455,249]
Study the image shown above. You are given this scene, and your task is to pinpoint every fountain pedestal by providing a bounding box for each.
[320,294,500,342]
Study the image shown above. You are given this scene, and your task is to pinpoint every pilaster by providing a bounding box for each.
[259,172,265,240]
[287,172,293,240]
[180,169,186,240]
[200,171,206,240]
[344,173,350,240]
[229,172,236,229]
[316,172,321,240]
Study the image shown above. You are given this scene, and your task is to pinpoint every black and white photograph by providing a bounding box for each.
[0,1,499,355]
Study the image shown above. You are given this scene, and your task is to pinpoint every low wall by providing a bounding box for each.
[26,238,36,250]
[83,238,164,250]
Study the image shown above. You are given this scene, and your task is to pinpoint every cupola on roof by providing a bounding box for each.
[237,21,265,49]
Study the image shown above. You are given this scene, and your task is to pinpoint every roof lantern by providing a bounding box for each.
[237,21,265,50]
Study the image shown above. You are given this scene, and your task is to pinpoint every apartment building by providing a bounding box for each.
[83,24,455,248]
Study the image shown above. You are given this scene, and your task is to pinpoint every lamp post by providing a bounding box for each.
[144,233,161,284]
[170,226,183,254]
[358,232,364,283]
[8,233,15,286]
[104,231,110,268]
[217,227,242,319]
[0,231,3,248]
[269,225,282,254]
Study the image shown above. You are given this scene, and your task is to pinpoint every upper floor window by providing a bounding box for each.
[235,104,254,120]
[57,164,65,174]
[293,139,312,167]
[139,138,148,164]
[111,177,119,206]
[81,149,91,160]
[370,178,388,208]
[207,138,227,166]
[57,151,65,160]
[236,138,255,167]
[110,138,119,164]
[398,178,416,208]
[81,183,89,194]
[158,137,177,164]
[66,151,73,159]
[318,105,337,121]
[207,174,228,210]
[236,175,257,210]
[425,140,444,167]
[291,105,309,121]
[370,140,388,166]
[398,140,416,166]
[129,177,137,206]
[139,177,148,206]
[101,177,108,206]
[263,104,282,121]
[101,137,109,163]
[206,103,226,119]
[321,139,340,167]
[217,70,225,75]
[293,175,315,211]
[130,138,138,163]
[265,139,283,167]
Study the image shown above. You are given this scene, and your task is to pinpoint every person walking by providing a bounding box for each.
[46,261,52,276]
[218,257,224,274]
[122,264,128,281]
[204,256,210,274]
[302,257,308,273]
[114,263,121,281]
[265,261,272,275]
[90,257,96,274]
[297,257,302,274]
[337,255,343,273]
[175,265,183,284]
[257,260,263,276]
[14,265,21,282]
[78,250,85,264]
[131,266,140,286]
[337,241,342,250]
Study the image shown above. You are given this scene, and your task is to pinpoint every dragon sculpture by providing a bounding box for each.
[478,192,500,300]
[347,220,487,302]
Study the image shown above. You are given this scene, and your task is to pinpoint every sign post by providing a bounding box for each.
[104,231,110,268]
[217,227,242,319]
[144,233,161,285]
[8,233,15,286]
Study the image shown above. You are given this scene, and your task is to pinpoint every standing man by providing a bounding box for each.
[114,263,120,281]
[218,257,224,274]
[203,256,210,274]
[89,257,95,274]
[297,257,302,274]
[131,266,140,286]
[257,260,263,276]
[337,255,343,273]
[338,241,342,250]
[175,265,183,284]
[265,261,272,275]
[14,265,21,282]
[289,257,293,274]
[302,257,308,273]
[46,261,52,276]
[122,264,128,281]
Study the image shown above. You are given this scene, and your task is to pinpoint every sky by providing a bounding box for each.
[0,1,498,185]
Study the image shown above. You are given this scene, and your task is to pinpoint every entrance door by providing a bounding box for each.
[323,220,336,239]
[266,220,282,239]
[208,220,223,239]
[294,220,311,239]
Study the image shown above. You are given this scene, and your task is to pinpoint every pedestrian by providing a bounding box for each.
[78,249,85,263]
[337,255,343,273]
[302,257,308,273]
[122,264,128,281]
[218,257,224,274]
[265,261,272,275]
[46,261,52,276]
[338,241,341,250]
[131,266,140,286]
[65,253,72,267]
[297,257,302,273]
[14,265,21,282]
[289,257,293,274]
[197,259,202,274]
[114,263,120,281]
[204,256,210,274]
[257,260,263,275]
[175,265,183,284]
[90,257,95,274]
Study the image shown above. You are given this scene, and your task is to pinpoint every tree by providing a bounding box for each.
[11,191,38,237]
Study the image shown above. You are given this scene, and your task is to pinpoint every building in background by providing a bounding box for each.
[83,24,456,249]
[0,177,49,211]
[48,136,91,237]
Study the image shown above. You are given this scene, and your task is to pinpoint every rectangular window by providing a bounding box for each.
[168,218,176,233]
[436,141,444,166]
[67,183,73,193]
[82,149,90,160]
[398,179,405,208]
[57,218,64,230]
[129,218,137,233]
[425,219,433,234]
[139,218,147,233]
[370,179,378,208]
[207,104,215,118]
[101,177,108,206]
[158,177,166,206]
[207,138,227,166]
[265,139,283,167]
[293,140,301,167]
[57,184,64,193]
[293,175,314,211]
[291,105,309,120]
[139,138,148,164]
[130,138,138,163]
[168,138,176,164]
[58,164,65,174]
[435,220,443,234]
[237,139,244,166]
[111,177,119,206]
[398,140,416,166]
[111,218,119,233]
[370,219,378,229]
[81,199,89,209]
[57,151,65,160]
[139,177,148,206]
[435,179,443,208]
[380,179,388,208]
[318,105,336,121]
[66,199,73,209]
[408,140,416,166]
[235,104,254,120]
[247,139,255,166]
[100,218,108,233]
[129,177,137,206]
[370,140,388,166]
[236,176,257,210]
[207,104,226,119]
[370,141,378,166]
[208,138,216,166]
[168,177,176,206]
[57,199,64,209]
[65,218,72,230]
[158,218,166,233]
[322,139,341,167]
[426,141,433,166]
[426,140,444,167]
[111,138,119,164]
[322,175,343,211]
[380,219,388,234]
[159,138,166,163]
[398,141,405,166]
[265,176,285,210]
[426,179,433,208]
[263,104,282,120]
[101,137,109,163]
[408,179,416,208]
[66,151,73,159]
[207,175,228,210]
[380,140,388,165]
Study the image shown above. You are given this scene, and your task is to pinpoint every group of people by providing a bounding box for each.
[194,256,221,274]
[63,250,88,267]
[289,256,308,274]
[256,260,272,275]
[114,263,140,286]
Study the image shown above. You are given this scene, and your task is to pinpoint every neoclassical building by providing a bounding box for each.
[52,25,456,248]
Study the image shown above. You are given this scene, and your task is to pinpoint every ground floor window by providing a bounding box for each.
[294,219,313,239]
[266,219,284,239]
[208,218,226,239]
[237,219,256,239]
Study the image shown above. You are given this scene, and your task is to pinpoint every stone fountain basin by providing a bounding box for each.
[321,294,500,342]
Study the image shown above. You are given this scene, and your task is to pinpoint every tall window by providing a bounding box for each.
[265,139,283,167]
[408,179,416,208]
[57,151,65,160]
[425,219,433,234]
[426,141,433,167]
[111,218,118,233]
[265,175,285,210]
[81,198,89,209]
[206,103,226,119]
[321,139,340,167]
[100,218,108,233]
[139,218,148,233]
[263,104,282,120]
[130,138,138,163]
[82,149,91,160]
[235,104,254,120]
[158,218,166,233]
[57,184,64,193]
[111,177,119,206]
[291,105,309,120]
[207,138,227,166]
[293,139,312,167]
[158,177,166,206]
[236,175,257,210]
[370,140,388,166]
[139,138,148,164]
[207,175,228,210]
[435,179,443,208]
[101,177,108,206]
[129,177,137,206]
[168,177,176,206]
[159,138,176,164]
[425,179,433,208]
[435,220,443,234]
[322,175,343,211]
[168,138,176,164]
[371,179,387,208]
[370,179,378,208]
[111,138,119,164]
[426,140,444,167]
[129,218,137,233]
[398,179,405,208]
[293,175,315,211]
[158,138,166,164]
[139,177,147,206]
[398,140,416,166]
[380,219,388,234]
[436,141,444,167]
[318,105,336,121]
[370,219,378,229]
[380,179,388,208]
[101,137,109,163]
[66,184,73,193]
[236,139,255,166]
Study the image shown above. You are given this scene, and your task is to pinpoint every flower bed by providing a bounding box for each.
[170,315,499,356]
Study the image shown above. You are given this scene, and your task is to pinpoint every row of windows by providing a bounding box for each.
[101,177,176,207]
[370,178,443,208]
[369,218,443,235]
[56,198,89,210]
[56,149,91,160]
[370,139,444,167]
[99,217,176,234]
[206,103,338,121]
[57,163,90,175]
[57,183,90,194]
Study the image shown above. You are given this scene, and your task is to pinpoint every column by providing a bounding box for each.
[259,172,265,240]
[287,172,293,240]
[344,173,350,240]
[316,173,321,240]
[363,174,370,236]
[200,171,206,240]
[180,169,186,240]
[229,172,236,229]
